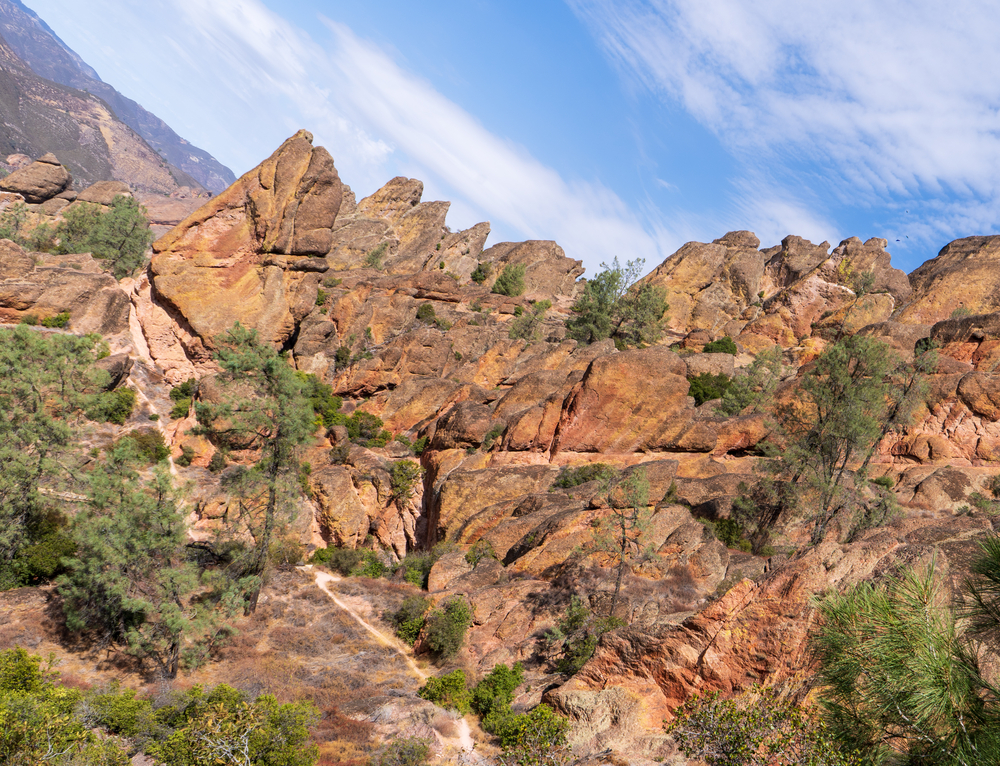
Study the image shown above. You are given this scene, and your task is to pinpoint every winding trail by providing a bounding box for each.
[298,565,475,754]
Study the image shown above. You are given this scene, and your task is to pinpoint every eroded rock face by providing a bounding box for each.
[0,151,70,202]
[148,130,341,349]
[902,236,1000,324]
[0,240,129,334]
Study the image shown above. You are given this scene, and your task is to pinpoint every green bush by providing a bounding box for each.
[424,596,472,660]
[703,336,738,355]
[471,662,524,720]
[389,594,431,645]
[871,474,894,490]
[700,517,751,552]
[81,683,155,738]
[481,424,505,451]
[490,704,570,764]
[85,387,137,425]
[343,411,392,448]
[40,312,70,328]
[418,669,471,714]
[508,299,551,341]
[471,262,491,284]
[175,445,196,467]
[390,460,423,500]
[9,531,75,586]
[295,372,343,428]
[55,196,154,279]
[465,539,497,568]
[119,428,169,463]
[309,545,365,575]
[207,450,227,473]
[410,435,429,456]
[394,552,432,589]
[552,463,614,489]
[416,303,436,322]
[688,372,732,406]
[335,345,351,367]
[365,242,388,269]
[492,263,526,297]
[372,736,431,766]
[352,550,388,578]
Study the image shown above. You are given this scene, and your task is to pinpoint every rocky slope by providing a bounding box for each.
[0,0,235,192]
[7,130,1000,763]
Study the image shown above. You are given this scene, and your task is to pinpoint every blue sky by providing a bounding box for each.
[26,0,1000,276]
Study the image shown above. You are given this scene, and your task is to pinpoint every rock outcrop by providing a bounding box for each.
[0,151,70,202]
[0,239,129,333]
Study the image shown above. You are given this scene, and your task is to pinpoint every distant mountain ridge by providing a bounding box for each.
[0,0,236,192]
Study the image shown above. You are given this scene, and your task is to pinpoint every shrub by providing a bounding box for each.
[688,372,732,406]
[424,596,472,660]
[416,303,436,322]
[40,312,70,328]
[492,263,526,297]
[79,683,155,738]
[352,550,388,578]
[55,196,154,279]
[700,517,751,552]
[471,662,524,720]
[322,276,342,288]
[175,445,196,467]
[8,529,75,586]
[552,463,614,489]
[315,289,328,307]
[365,242,388,269]
[871,474,894,489]
[389,460,423,501]
[207,450,227,473]
[85,387,137,425]
[119,428,169,463]
[418,669,471,714]
[169,397,191,419]
[703,336,737,355]
[465,539,497,567]
[490,704,570,764]
[481,424,505,451]
[470,262,491,284]
[411,435,429,456]
[508,299,551,341]
[310,545,365,576]
[566,257,668,348]
[295,372,343,428]
[395,552,434,589]
[388,595,431,645]
[667,686,859,766]
[372,736,431,766]
[344,411,392,448]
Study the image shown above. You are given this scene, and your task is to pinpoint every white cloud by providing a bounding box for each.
[568,0,1000,249]
[183,2,676,272]
[41,0,674,274]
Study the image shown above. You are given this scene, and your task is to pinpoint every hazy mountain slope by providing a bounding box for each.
[0,32,196,192]
[1,0,236,192]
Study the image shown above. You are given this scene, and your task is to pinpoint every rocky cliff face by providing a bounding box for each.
[0,0,235,192]
[11,130,1000,763]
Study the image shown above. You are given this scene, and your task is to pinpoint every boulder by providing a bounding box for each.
[0,242,129,334]
[0,153,71,203]
[77,180,131,205]
[553,347,698,453]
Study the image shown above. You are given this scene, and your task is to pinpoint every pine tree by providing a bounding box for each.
[196,323,315,613]
[0,326,107,587]
[60,440,228,678]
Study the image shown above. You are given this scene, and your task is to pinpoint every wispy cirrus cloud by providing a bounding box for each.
[568,0,1000,261]
[39,0,674,274]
